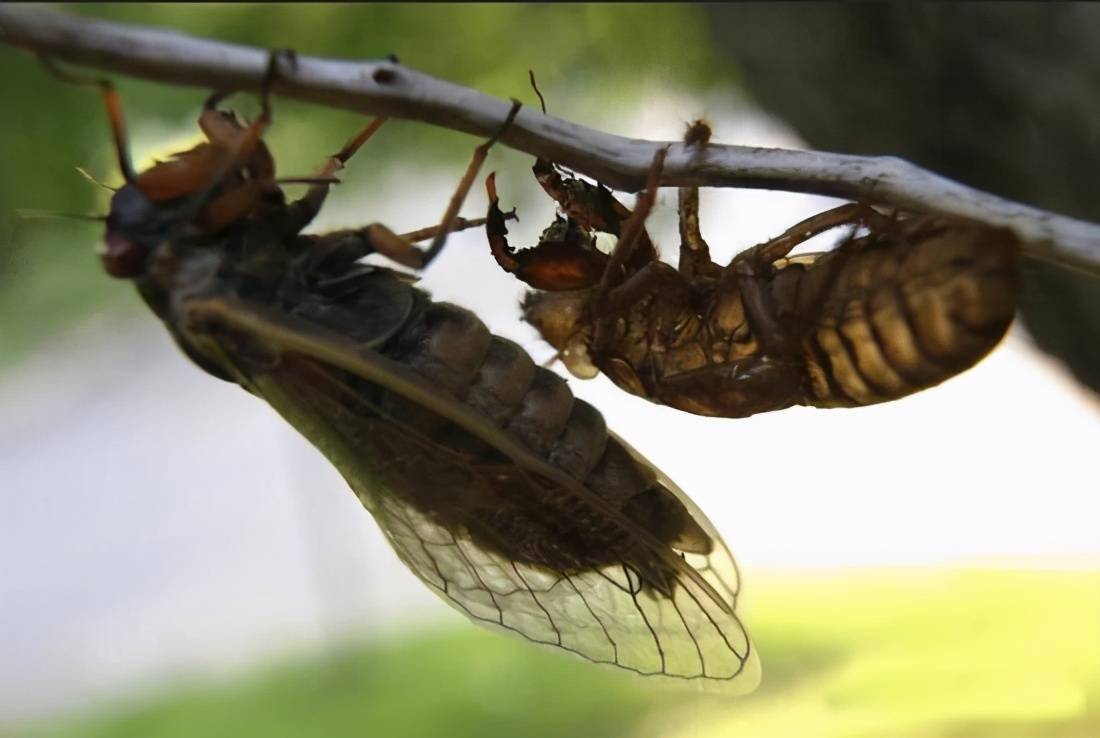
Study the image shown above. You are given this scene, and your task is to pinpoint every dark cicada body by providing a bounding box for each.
[487,121,1020,418]
[68,57,757,691]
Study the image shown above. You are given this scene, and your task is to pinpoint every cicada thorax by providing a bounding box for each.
[135,107,281,230]
[598,270,728,396]
[100,92,288,281]
[767,215,1021,407]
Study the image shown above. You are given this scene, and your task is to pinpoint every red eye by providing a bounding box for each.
[100,232,148,278]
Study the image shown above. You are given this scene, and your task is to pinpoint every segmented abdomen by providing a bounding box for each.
[373,282,705,570]
[783,218,1019,407]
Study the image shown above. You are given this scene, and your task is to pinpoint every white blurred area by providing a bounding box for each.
[2,88,1098,723]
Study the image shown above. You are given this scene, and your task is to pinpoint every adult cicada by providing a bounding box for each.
[54,54,758,691]
[486,118,1020,418]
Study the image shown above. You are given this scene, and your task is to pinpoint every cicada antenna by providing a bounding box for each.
[275,176,342,186]
[75,167,118,193]
[39,55,138,186]
[16,209,107,223]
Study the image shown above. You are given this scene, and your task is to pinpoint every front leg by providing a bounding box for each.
[485,174,609,291]
[533,158,634,234]
[283,116,389,233]
[300,100,522,274]
[524,71,633,235]
[593,146,669,297]
[306,217,506,276]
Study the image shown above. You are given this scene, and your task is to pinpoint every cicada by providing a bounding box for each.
[487,119,1020,418]
[55,54,758,691]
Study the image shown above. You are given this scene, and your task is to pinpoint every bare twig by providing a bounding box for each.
[2,5,1098,275]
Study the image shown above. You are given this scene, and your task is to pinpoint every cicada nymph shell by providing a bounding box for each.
[487,119,1020,418]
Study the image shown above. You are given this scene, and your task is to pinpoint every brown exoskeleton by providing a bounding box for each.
[487,119,1020,418]
[52,53,758,691]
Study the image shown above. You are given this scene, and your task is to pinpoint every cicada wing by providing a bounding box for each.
[608,430,743,607]
[182,295,759,693]
[364,484,758,691]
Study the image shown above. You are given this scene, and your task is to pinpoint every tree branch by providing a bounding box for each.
[2,5,1098,275]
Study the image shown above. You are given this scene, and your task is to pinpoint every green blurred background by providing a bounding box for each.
[19,571,1100,738]
[0,3,719,368]
[1,5,1098,738]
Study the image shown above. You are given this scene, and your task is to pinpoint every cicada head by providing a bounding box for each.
[521,289,600,379]
[97,86,280,280]
[101,177,231,279]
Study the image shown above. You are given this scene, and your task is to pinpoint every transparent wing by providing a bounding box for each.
[186,296,760,692]
[609,430,743,610]
[360,483,759,691]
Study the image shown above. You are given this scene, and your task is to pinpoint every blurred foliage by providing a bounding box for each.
[18,569,1099,738]
[23,628,652,738]
[0,3,730,365]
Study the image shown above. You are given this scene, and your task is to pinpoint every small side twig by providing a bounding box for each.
[1,5,1098,275]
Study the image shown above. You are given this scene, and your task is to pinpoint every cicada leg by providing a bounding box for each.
[396,216,499,244]
[526,71,634,234]
[485,173,609,291]
[677,120,722,282]
[419,101,523,267]
[601,260,686,314]
[206,51,385,235]
[198,50,287,190]
[484,72,657,292]
[528,157,661,281]
[282,116,390,233]
[198,51,284,180]
[729,202,891,271]
[305,101,523,271]
[38,56,137,185]
[585,147,670,354]
[594,146,669,296]
[531,158,640,233]
[138,49,290,233]
[677,184,717,280]
[524,73,658,272]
